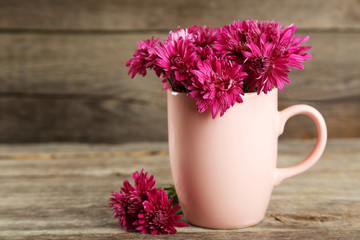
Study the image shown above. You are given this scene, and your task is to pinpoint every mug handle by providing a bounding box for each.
[273,104,327,187]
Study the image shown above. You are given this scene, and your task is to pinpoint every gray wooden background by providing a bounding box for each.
[0,0,359,143]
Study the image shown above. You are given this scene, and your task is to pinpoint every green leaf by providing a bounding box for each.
[163,184,182,215]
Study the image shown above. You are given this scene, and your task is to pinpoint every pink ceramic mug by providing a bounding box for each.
[167,88,327,229]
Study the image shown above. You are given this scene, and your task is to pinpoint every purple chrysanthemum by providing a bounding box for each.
[257,20,282,44]
[188,57,247,118]
[242,23,312,93]
[214,19,259,62]
[134,189,189,235]
[275,24,312,67]
[188,25,219,47]
[126,37,162,78]
[242,35,292,93]
[188,25,219,61]
[155,37,198,90]
[109,170,188,235]
[125,20,312,118]
[109,169,156,231]
[167,27,194,43]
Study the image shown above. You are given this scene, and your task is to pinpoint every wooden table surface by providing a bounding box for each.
[0,139,359,239]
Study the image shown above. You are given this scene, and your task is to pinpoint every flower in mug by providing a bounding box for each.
[155,37,198,90]
[257,20,282,44]
[188,57,247,118]
[167,27,194,43]
[242,36,292,93]
[134,189,189,235]
[188,25,219,61]
[125,20,312,118]
[187,25,219,47]
[214,19,252,62]
[126,37,162,78]
[213,20,311,94]
[242,24,312,93]
[275,24,312,68]
[109,170,188,234]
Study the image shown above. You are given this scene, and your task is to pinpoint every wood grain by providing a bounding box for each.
[0,0,359,142]
[0,139,359,239]
[0,96,168,143]
[3,32,360,96]
[0,32,359,142]
[1,93,359,143]
[0,0,360,31]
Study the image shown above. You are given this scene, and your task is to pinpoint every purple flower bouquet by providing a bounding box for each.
[126,19,312,118]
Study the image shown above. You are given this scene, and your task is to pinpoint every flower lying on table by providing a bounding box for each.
[126,19,312,118]
[109,169,188,235]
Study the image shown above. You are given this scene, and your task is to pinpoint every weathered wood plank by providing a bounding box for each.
[0,96,168,143]
[0,32,359,142]
[278,96,360,139]
[0,140,359,239]
[0,0,360,31]
[0,95,359,143]
[3,231,360,240]
[1,32,359,98]
[0,142,169,155]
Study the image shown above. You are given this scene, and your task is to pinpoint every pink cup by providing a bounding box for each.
[167,88,327,229]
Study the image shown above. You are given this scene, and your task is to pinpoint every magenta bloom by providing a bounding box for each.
[155,37,198,90]
[167,27,194,43]
[242,23,312,93]
[109,182,141,231]
[214,19,259,62]
[188,25,219,47]
[242,36,292,93]
[188,57,247,118]
[188,25,219,61]
[134,189,189,235]
[257,20,282,44]
[125,20,312,118]
[276,24,312,67]
[126,37,162,78]
[109,170,188,235]
[109,169,156,231]
[167,25,218,48]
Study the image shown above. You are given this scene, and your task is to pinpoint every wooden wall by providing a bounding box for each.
[0,0,359,143]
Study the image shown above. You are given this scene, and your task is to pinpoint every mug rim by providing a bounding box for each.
[169,88,277,99]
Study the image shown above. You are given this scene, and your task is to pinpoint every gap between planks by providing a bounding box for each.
[0,150,169,160]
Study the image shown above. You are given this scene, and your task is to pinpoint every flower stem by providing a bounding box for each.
[165,75,175,91]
